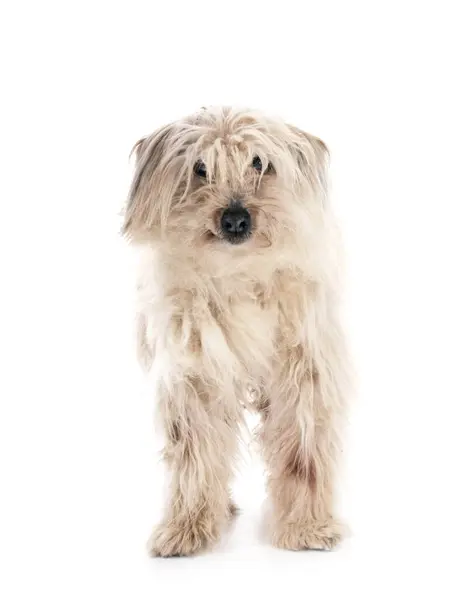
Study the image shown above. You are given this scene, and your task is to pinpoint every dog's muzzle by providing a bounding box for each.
[220,203,252,244]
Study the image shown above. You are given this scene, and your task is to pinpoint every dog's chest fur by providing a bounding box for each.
[136,249,309,388]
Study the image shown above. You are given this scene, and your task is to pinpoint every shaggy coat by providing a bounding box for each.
[123,107,350,556]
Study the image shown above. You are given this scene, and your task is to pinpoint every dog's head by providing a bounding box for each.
[123,107,329,258]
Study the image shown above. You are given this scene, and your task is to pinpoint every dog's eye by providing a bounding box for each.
[252,156,263,172]
[252,155,273,174]
[194,161,207,178]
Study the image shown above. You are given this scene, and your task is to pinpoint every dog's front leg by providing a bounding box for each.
[147,376,238,557]
[263,330,348,551]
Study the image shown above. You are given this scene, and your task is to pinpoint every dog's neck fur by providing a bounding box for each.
[142,239,318,302]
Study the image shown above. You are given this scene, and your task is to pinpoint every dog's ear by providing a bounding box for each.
[288,126,330,205]
[122,124,174,238]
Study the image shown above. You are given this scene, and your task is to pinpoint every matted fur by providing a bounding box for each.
[123,106,351,556]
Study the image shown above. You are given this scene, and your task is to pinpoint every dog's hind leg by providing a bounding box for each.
[147,376,240,557]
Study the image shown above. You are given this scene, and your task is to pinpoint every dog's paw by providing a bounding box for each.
[147,517,221,558]
[272,519,346,551]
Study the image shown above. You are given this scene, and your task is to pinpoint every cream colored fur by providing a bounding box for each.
[123,106,351,556]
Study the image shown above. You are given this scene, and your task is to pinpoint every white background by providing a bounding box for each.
[1,1,468,598]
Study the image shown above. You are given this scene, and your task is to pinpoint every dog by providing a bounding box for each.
[123,106,350,556]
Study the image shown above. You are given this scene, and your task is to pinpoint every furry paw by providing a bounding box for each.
[147,516,222,557]
[272,519,346,551]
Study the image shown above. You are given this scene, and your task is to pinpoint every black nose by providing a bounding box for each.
[220,206,252,240]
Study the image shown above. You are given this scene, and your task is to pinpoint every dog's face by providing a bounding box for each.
[123,107,329,258]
